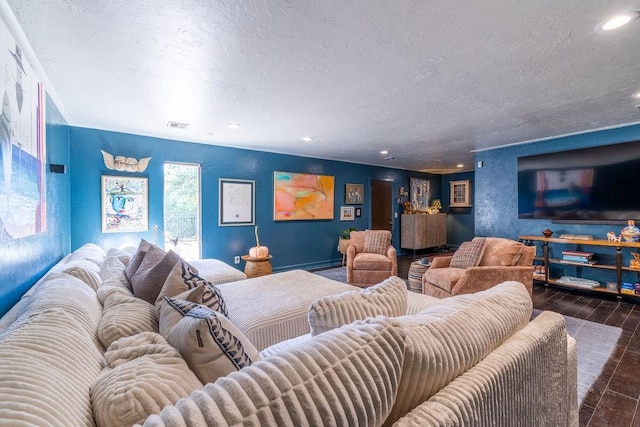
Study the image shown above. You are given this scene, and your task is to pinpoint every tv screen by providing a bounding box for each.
[518,140,640,222]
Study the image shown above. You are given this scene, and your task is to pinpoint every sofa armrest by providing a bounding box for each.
[429,256,452,269]
[452,266,533,296]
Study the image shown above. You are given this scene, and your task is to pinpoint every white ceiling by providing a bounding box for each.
[6,0,640,173]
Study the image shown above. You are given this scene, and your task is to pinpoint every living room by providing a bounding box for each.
[3,1,640,426]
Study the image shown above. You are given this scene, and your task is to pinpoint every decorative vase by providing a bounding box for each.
[542,228,553,238]
[621,220,640,242]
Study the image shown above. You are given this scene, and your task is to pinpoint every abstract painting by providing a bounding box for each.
[0,24,46,242]
[274,171,334,220]
[101,175,149,233]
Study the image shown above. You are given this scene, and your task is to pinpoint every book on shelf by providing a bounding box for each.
[561,250,594,258]
[560,259,597,265]
[561,254,594,262]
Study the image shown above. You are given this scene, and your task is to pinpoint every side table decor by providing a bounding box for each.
[408,260,430,293]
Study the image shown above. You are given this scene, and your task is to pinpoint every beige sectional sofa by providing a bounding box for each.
[0,243,578,426]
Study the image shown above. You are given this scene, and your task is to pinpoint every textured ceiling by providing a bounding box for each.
[5,0,640,173]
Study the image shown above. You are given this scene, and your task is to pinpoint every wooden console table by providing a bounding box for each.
[241,255,273,278]
[519,235,640,300]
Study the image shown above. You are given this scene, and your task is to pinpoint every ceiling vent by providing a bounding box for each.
[166,121,190,129]
[636,105,640,113]
[384,156,396,160]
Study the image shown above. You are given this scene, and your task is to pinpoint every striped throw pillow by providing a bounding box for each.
[450,238,486,269]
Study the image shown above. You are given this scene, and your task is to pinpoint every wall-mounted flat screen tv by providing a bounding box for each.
[517,140,640,222]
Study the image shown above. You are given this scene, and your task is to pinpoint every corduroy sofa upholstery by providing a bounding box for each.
[0,243,576,426]
[422,237,536,298]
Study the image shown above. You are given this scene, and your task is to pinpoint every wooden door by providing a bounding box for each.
[371,180,393,232]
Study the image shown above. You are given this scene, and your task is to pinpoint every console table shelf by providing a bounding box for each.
[519,235,640,300]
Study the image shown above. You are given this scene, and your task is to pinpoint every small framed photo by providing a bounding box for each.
[219,178,255,226]
[355,207,362,217]
[450,180,472,207]
[345,183,364,204]
[340,206,355,221]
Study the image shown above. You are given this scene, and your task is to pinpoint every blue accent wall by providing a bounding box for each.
[475,123,640,284]
[69,127,442,271]
[442,171,475,246]
[0,95,71,316]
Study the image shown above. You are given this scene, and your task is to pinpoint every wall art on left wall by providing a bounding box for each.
[101,175,149,233]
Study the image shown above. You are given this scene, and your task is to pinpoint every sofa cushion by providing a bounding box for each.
[477,237,525,266]
[164,297,261,384]
[124,239,152,281]
[384,281,533,425]
[308,276,407,335]
[131,247,182,304]
[98,292,158,349]
[100,256,128,284]
[62,265,102,290]
[449,238,486,269]
[106,247,132,265]
[67,242,107,266]
[423,267,465,292]
[156,260,227,316]
[143,317,406,427]
[188,258,247,284]
[353,252,393,270]
[92,332,203,427]
[364,229,391,255]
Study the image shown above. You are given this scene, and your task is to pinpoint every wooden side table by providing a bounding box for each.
[241,255,273,278]
[408,260,430,293]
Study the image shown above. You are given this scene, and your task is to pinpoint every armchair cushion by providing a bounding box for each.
[477,237,525,266]
[423,268,465,293]
[450,238,486,269]
[364,230,392,255]
[353,252,393,270]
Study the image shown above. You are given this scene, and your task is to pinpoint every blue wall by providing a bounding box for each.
[0,95,71,316]
[442,171,475,246]
[475,123,640,284]
[69,127,442,271]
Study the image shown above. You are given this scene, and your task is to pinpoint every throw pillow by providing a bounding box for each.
[157,284,227,337]
[130,248,182,304]
[91,332,203,427]
[124,239,151,281]
[164,297,261,384]
[308,276,407,336]
[363,230,391,255]
[449,238,487,269]
[156,260,227,316]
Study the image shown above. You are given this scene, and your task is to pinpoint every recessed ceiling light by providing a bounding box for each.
[457,164,464,168]
[227,123,241,130]
[380,150,389,155]
[634,91,640,98]
[301,136,313,142]
[597,12,640,31]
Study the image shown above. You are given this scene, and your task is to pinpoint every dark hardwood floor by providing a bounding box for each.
[397,254,640,427]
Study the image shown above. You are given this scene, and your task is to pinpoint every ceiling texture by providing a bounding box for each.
[6,0,640,173]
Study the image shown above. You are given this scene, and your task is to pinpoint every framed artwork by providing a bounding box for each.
[101,175,148,233]
[219,178,255,226]
[340,206,355,221]
[274,171,334,220]
[355,207,362,217]
[410,178,430,212]
[0,30,47,241]
[450,180,472,207]
[345,183,364,204]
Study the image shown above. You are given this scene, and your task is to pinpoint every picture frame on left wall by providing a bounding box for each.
[340,206,355,221]
[101,175,149,233]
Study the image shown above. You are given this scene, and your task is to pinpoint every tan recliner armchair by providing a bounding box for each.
[346,230,398,288]
[422,237,535,298]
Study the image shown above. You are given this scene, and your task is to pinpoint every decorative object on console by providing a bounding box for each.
[402,201,414,214]
[101,175,148,233]
[248,226,269,259]
[607,231,619,242]
[542,228,553,237]
[101,150,151,172]
[630,253,640,270]
[621,219,640,242]
[345,183,364,204]
[274,171,335,220]
[426,198,442,214]
[559,234,593,240]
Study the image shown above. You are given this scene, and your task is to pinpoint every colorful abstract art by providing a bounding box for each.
[274,171,334,220]
[0,25,46,242]
[101,175,149,233]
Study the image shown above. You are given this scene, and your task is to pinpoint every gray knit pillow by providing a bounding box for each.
[450,238,486,269]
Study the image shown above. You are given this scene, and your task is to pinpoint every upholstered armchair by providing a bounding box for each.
[346,230,398,288]
[422,237,535,298]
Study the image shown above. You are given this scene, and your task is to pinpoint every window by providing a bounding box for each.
[163,162,201,259]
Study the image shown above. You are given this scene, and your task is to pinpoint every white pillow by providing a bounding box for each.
[308,276,407,335]
[164,297,261,384]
